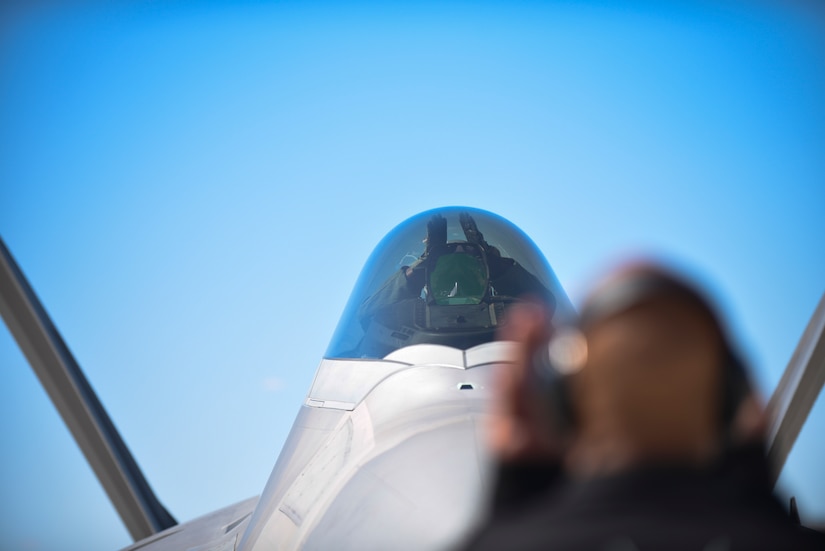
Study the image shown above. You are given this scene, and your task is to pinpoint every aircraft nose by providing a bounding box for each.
[239,358,503,551]
[298,363,496,551]
[301,410,492,550]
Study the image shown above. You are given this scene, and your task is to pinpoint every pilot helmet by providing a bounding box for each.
[425,242,490,306]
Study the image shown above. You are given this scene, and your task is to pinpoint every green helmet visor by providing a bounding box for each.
[429,247,488,305]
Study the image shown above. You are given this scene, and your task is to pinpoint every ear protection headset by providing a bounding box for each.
[532,270,752,444]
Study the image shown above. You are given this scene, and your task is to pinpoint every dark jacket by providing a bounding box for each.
[461,445,825,551]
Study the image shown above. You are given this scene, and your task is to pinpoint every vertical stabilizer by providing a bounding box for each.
[0,237,177,541]
[766,293,825,483]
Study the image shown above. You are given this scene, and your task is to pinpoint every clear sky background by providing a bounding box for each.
[1,2,823,550]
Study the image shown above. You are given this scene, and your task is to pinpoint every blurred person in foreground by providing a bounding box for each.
[461,263,825,550]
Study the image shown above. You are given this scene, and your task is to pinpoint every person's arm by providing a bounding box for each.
[485,302,565,511]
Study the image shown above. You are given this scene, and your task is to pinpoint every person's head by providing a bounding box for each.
[562,264,762,475]
[425,242,490,305]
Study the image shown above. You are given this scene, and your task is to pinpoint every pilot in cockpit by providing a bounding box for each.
[355,212,553,357]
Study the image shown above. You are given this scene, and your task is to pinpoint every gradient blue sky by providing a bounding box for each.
[1,2,824,550]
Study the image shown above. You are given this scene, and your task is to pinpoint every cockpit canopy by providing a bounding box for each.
[325,207,573,359]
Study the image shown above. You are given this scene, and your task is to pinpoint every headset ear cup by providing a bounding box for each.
[721,350,751,431]
[533,345,578,436]
[556,378,577,434]
[543,375,576,436]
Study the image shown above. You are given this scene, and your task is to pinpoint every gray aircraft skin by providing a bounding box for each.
[128,207,574,551]
[1,207,822,551]
[234,208,573,551]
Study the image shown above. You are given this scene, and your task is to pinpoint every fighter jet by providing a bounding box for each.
[1,206,822,550]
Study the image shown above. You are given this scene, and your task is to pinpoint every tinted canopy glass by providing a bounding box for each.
[326,207,573,359]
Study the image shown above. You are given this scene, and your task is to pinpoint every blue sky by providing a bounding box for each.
[1,2,823,550]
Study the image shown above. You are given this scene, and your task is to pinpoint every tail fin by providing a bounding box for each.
[0,236,177,541]
[766,292,825,484]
